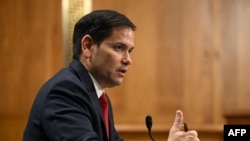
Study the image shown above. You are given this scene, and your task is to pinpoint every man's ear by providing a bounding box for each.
[81,35,94,58]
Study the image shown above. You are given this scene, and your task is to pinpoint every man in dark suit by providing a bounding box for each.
[23,10,199,141]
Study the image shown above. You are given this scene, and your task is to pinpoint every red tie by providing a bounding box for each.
[99,93,109,139]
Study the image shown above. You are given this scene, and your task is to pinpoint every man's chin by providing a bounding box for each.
[116,78,123,85]
[108,79,123,88]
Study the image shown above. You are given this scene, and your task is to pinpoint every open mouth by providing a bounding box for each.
[117,69,127,76]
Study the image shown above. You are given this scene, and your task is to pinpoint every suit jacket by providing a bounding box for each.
[23,59,123,141]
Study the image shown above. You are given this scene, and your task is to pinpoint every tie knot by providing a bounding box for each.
[99,93,108,105]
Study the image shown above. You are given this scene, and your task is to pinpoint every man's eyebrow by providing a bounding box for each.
[110,41,135,50]
[113,42,126,46]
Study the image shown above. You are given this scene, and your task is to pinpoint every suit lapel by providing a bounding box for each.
[69,59,107,129]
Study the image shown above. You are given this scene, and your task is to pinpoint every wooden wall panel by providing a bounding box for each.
[219,0,250,111]
[233,0,250,109]
[0,0,63,140]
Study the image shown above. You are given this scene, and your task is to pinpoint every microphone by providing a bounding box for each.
[145,115,155,141]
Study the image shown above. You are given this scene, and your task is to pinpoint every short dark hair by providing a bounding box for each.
[72,9,136,59]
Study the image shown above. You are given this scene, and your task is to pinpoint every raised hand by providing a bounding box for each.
[167,110,200,141]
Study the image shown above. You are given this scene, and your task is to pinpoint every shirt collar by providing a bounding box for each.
[89,73,104,98]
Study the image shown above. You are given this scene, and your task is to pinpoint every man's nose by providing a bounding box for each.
[122,52,132,65]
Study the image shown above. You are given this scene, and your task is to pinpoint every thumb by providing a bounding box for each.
[170,110,183,133]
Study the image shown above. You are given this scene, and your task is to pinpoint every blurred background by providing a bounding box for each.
[1,0,250,140]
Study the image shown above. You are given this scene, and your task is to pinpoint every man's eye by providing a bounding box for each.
[114,46,123,51]
[128,48,134,53]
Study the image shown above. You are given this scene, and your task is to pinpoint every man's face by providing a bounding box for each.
[87,26,135,88]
